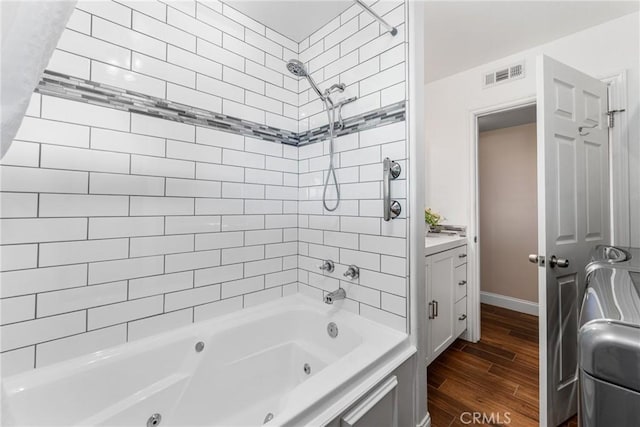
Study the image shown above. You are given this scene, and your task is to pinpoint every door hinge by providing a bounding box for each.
[607,109,625,128]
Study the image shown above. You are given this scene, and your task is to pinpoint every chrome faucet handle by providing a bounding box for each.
[343,265,359,280]
[318,260,335,273]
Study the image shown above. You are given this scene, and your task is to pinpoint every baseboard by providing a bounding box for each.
[417,413,431,427]
[480,291,538,316]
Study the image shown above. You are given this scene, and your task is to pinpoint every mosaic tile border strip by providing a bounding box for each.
[36,70,405,146]
[297,101,405,146]
[37,70,300,145]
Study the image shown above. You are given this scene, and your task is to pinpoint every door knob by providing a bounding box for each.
[549,255,570,268]
[529,254,545,266]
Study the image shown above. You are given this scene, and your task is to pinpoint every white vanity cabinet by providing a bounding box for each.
[425,242,468,364]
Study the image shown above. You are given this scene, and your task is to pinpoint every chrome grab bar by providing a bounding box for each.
[383,157,401,221]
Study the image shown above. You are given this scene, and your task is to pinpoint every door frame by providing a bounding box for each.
[464,95,536,343]
[601,71,630,246]
[466,71,628,343]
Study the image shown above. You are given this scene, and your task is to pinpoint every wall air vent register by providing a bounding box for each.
[483,61,525,88]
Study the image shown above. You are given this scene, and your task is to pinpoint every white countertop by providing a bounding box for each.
[425,234,467,256]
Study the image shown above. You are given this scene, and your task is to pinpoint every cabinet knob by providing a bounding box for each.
[458,253,467,259]
[458,280,467,286]
[458,314,467,321]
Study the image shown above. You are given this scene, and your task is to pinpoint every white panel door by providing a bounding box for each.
[536,55,609,426]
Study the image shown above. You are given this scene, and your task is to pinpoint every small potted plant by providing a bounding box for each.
[425,208,444,233]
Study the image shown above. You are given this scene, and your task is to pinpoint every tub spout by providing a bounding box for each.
[324,288,346,304]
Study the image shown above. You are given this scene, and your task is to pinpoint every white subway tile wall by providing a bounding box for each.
[296,1,408,331]
[0,0,409,375]
[0,0,299,374]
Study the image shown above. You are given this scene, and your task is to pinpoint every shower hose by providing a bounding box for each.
[322,100,340,212]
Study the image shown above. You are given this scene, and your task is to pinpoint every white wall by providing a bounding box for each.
[425,12,640,246]
[479,123,537,303]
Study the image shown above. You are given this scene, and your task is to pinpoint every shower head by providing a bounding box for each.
[286,59,307,77]
[286,59,325,101]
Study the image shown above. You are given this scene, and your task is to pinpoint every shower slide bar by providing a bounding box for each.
[334,96,357,130]
[353,0,398,36]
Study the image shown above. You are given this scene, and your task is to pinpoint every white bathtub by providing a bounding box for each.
[1,294,410,426]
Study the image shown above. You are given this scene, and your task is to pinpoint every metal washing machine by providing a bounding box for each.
[578,246,640,426]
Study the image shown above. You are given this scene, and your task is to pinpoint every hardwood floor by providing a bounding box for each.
[427,303,578,427]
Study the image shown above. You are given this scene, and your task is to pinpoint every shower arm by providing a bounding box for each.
[353,0,397,36]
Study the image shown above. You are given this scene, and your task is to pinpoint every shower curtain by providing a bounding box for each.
[1,0,76,158]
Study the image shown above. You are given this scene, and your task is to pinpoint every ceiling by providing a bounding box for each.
[225,1,639,82]
[478,104,536,132]
[424,1,640,83]
[226,1,352,42]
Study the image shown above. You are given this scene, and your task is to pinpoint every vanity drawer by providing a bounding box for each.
[455,265,467,302]
[455,297,467,337]
[453,245,467,267]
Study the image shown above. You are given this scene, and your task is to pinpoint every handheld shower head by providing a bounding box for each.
[286,59,325,101]
[285,61,353,213]
[286,59,307,77]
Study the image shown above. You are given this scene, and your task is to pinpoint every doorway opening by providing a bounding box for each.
[426,104,548,426]
[477,104,539,315]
